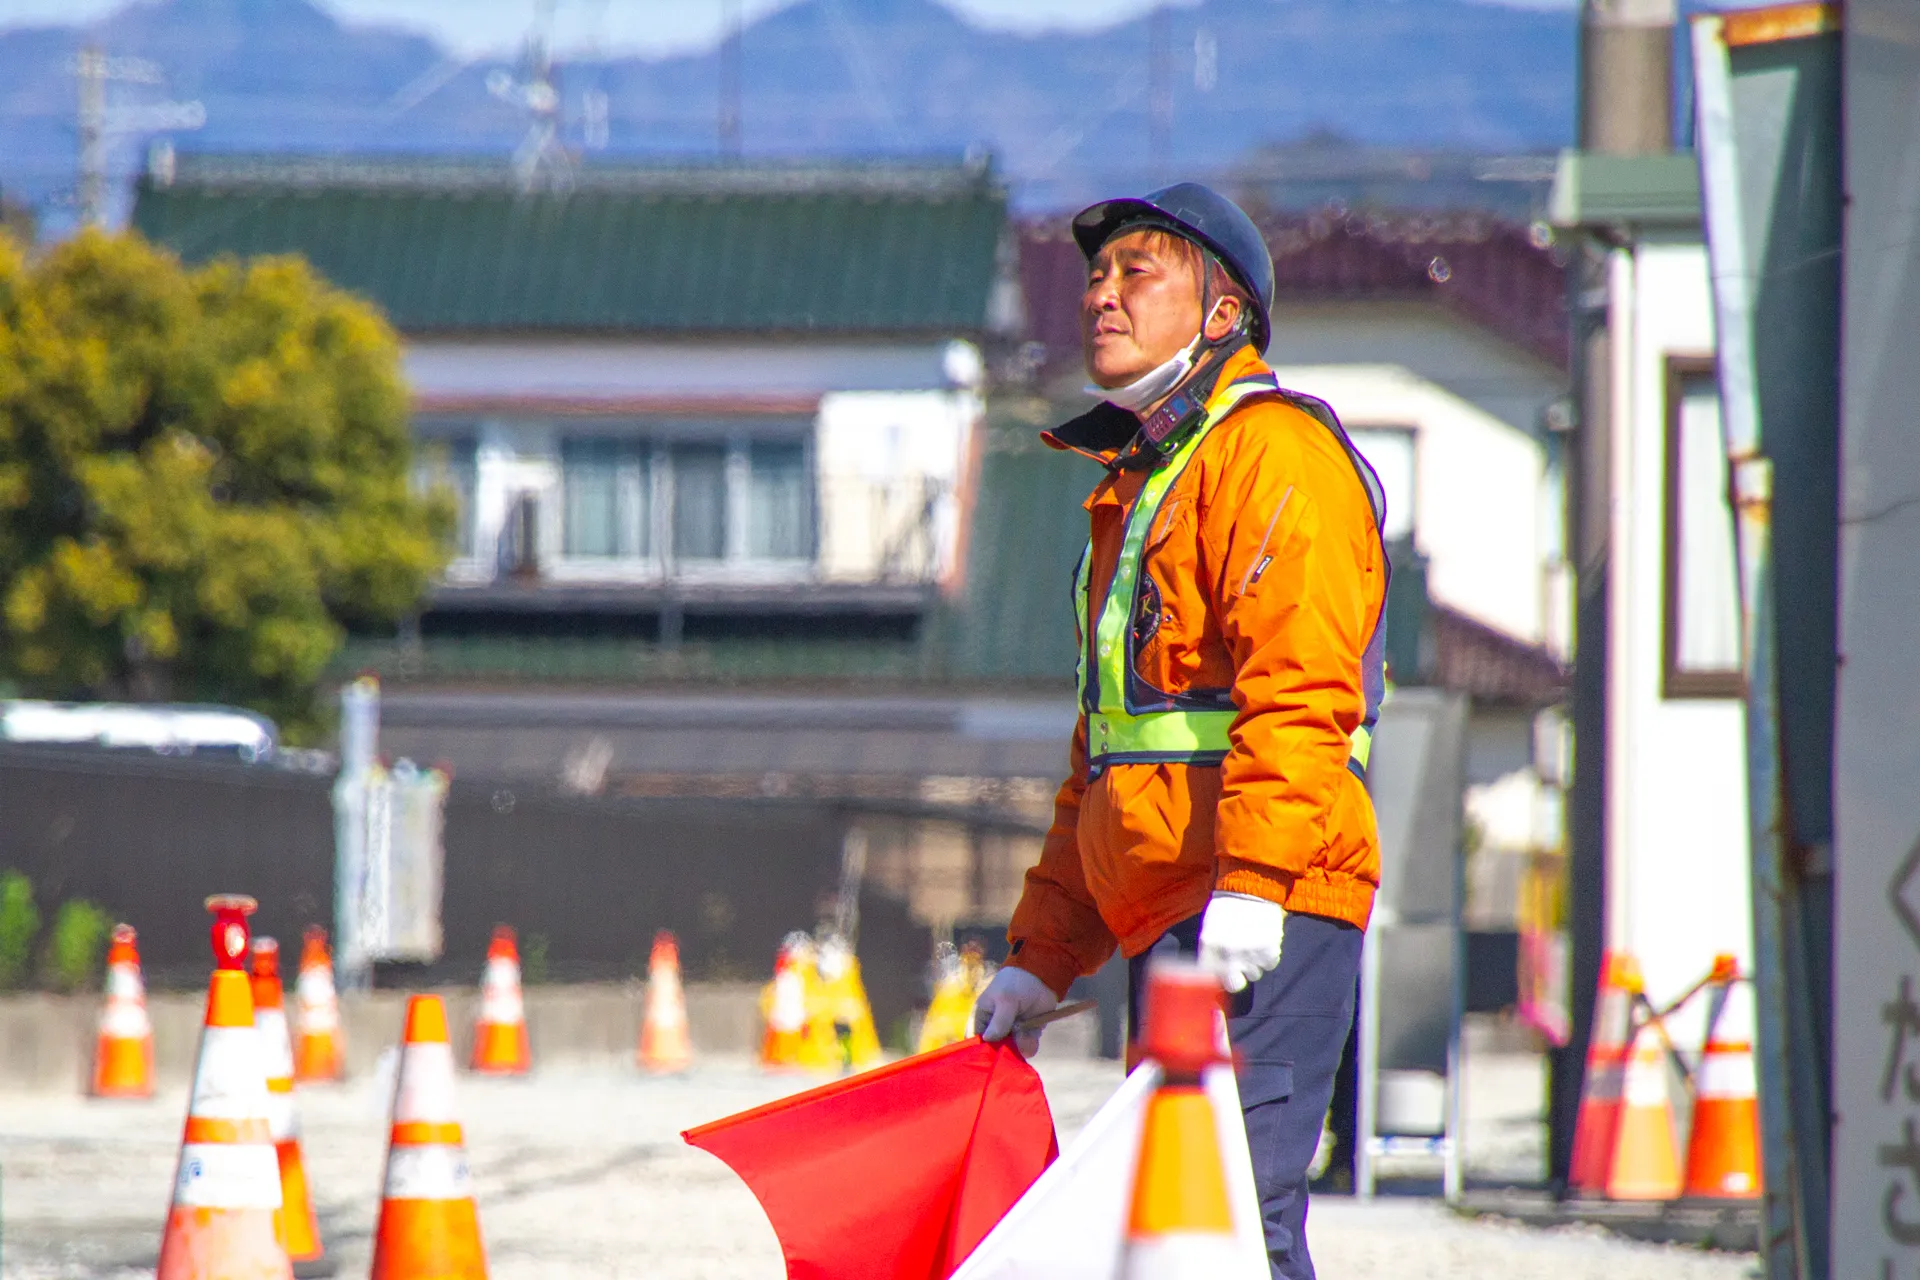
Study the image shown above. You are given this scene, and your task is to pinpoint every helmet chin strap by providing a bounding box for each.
[1086,328,1207,412]
[1085,296,1240,413]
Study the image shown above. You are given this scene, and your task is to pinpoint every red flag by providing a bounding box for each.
[684,1038,1057,1279]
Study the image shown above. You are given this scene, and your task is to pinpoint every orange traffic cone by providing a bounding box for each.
[1568,952,1640,1195]
[251,939,329,1274]
[1121,960,1245,1277]
[293,927,344,1084]
[471,926,530,1076]
[759,933,812,1071]
[1606,1015,1684,1200]
[157,895,292,1280]
[372,995,488,1280]
[92,923,154,1098]
[638,930,693,1074]
[1683,973,1762,1198]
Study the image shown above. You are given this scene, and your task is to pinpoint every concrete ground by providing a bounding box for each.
[0,1052,1757,1279]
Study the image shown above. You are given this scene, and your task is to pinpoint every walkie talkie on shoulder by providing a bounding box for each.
[1124,347,1240,467]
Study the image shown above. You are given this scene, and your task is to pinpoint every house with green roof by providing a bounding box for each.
[134,154,1017,658]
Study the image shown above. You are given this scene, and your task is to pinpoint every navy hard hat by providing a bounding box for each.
[1071,182,1276,352]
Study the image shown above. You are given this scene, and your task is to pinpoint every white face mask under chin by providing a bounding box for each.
[1086,332,1203,412]
[1085,302,1229,412]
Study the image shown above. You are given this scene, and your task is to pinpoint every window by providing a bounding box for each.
[550,425,814,573]
[1348,428,1416,542]
[748,441,812,559]
[671,443,729,561]
[1663,358,1744,697]
[561,441,649,559]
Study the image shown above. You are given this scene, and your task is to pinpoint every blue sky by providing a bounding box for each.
[2,0,1576,59]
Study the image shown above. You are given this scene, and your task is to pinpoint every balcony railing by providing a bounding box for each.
[440,474,958,592]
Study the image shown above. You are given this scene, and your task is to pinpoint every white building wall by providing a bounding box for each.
[404,338,975,400]
[815,389,978,583]
[1607,238,1753,1045]
[1272,363,1551,646]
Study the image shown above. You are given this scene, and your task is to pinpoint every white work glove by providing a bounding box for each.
[972,965,1058,1058]
[1199,892,1287,994]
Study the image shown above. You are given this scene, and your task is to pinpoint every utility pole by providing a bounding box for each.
[1579,0,1675,155]
[76,47,106,228]
[1147,6,1173,184]
[1550,0,1676,1189]
[718,0,743,158]
[72,46,202,229]
[488,0,568,191]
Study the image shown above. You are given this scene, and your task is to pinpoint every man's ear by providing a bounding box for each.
[1204,294,1244,343]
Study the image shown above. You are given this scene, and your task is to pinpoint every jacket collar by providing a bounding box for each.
[1041,343,1273,460]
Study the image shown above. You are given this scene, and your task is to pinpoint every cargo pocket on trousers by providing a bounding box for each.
[1238,1060,1295,1189]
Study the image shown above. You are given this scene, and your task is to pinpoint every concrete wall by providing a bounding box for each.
[0,977,1105,1095]
[0,981,761,1094]
[1606,237,1753,1045]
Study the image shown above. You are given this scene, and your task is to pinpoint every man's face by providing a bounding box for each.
[1081,229,1205,390]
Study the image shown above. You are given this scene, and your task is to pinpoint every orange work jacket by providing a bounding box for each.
[1007,346,1387,998]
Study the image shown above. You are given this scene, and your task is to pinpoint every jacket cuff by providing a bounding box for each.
[1215,860,1293,907]
[1007,939,1083,1000]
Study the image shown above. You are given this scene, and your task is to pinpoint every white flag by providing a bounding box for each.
[951,1061,1268,1280]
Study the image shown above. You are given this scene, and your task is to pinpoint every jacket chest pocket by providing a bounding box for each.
[1134,496,1203,666]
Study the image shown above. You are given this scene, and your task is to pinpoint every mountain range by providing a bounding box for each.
[0,0,1580,228]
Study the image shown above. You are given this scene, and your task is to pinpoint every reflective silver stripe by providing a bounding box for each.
[384,1145,473,1201]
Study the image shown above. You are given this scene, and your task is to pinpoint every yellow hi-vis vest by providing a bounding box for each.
[1073,374,1390,779]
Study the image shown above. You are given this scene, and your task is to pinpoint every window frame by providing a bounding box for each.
[545,418,818,581]
[1661,354,1746,700]
[1344,423,1418,545]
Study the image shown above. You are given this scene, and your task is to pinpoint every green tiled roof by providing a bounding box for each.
[131,156,1008,336]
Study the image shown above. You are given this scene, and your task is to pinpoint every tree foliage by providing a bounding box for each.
[42,897,111,994]
[0,230,451,737]
[0,870,38,990]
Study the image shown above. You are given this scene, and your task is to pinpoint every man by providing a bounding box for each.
[974,184,1388,1279]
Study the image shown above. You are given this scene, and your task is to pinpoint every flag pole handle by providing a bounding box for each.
[1012,999,1096,1034]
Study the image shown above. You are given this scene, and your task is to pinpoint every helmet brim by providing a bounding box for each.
[1070,197,1176,260]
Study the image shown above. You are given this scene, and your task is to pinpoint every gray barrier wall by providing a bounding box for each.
[0,981,762,1093]
[0,746,936,1034]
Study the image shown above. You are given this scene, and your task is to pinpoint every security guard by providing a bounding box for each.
[975,184,1388,1279]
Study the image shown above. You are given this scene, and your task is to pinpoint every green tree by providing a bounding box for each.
[0,230,452,738]
[42,898,111,993]
[0,871,39,989]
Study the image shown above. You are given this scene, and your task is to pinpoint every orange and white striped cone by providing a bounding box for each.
[372,995,489,1280]
[92,923,154,1098]
[157,895,292,1280]
[1683,974,1762,1198]
[637,930,692,1074]
[293,927,344,1084]
[1606,1016,1684,1200]
[1120,960,1253,1279]
[251,939,329,1274]
[1568,952,1640,1195]
[758,933,812,1071]
[471,926,530,1076]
